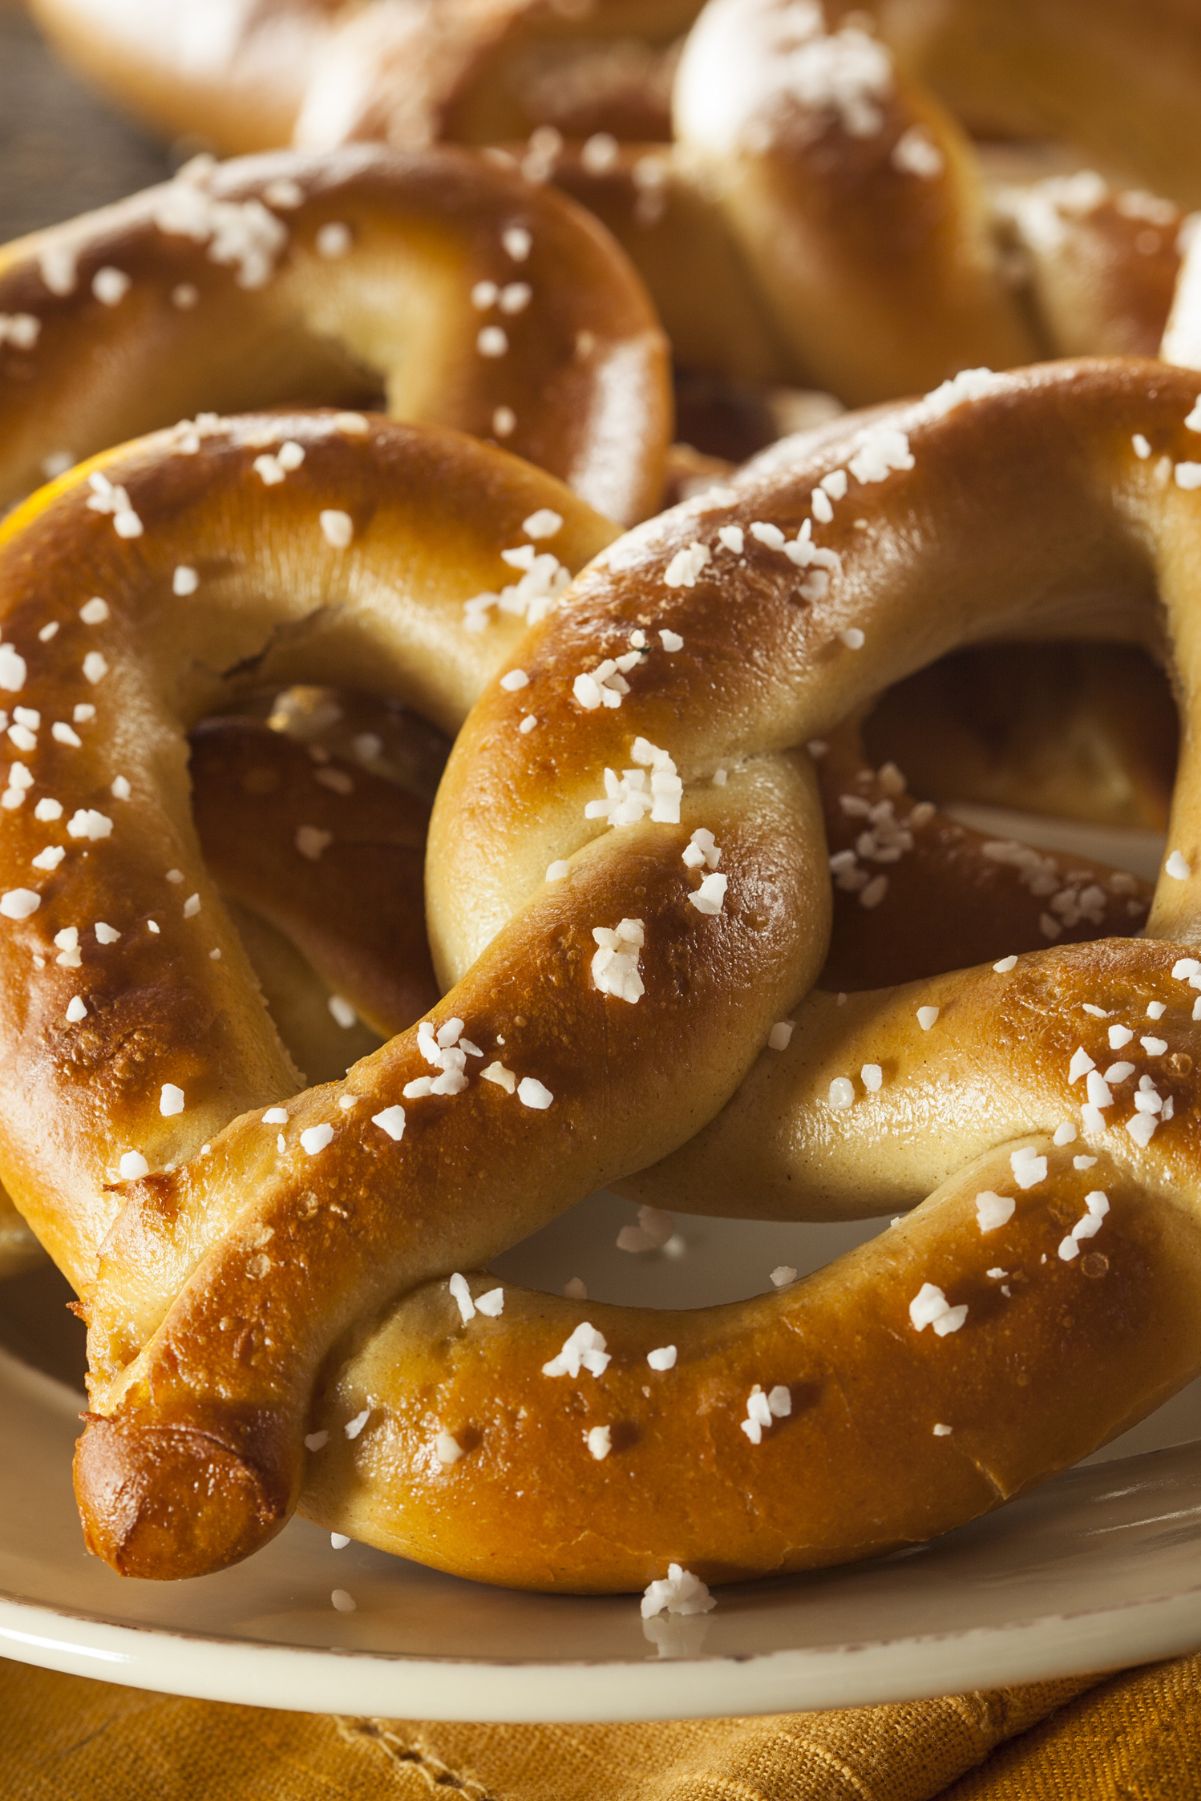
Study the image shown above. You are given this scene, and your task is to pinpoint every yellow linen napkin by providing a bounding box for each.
[2,1653,1197,1799]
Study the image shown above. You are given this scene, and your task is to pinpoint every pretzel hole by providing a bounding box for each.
[186,687,448,1086]
[864,643,1176,834]
[819,640,1171,992]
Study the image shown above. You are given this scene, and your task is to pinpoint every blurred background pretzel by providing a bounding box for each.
[0,362,1197,1595]
[27,0,1201,400]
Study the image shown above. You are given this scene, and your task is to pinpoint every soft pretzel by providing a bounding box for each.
[0,142,670,522]
[32,0,1201,401]
[0,381,1156,1281]
[0,361,1197,1596]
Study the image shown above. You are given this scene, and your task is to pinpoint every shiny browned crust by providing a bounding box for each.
[0,363,1196,1593]
[0,144,671,522]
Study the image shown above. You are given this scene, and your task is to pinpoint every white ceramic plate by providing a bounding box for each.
[4,1173,1201,1722]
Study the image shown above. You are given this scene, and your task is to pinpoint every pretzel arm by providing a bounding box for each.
[0,413,615,1288]
[298,1143,1201,1589]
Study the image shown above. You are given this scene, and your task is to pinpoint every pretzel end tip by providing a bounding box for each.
[73,1412,289,1579]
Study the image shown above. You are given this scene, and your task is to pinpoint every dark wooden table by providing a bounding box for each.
[0,1,170,238]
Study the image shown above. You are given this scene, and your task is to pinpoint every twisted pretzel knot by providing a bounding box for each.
[33,0,1201,399]
[0,359,1196,1595]
[3,145,1148,1288]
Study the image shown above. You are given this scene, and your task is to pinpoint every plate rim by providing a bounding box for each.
[2,1567,1200,1720]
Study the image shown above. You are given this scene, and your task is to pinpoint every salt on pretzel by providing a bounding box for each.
[0,362,1197,1593]
[534,0,1201,400]
[0,143,670,522]
[33,0,1201,401]
[0,642,1156,1279]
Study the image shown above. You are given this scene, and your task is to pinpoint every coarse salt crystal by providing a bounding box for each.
[372,1104,406,1141]
[640,1564,715,1620]
[543,1321,610,1378]
[975,1191,1015,1233]
[1011,1146,1047,1188]
[319,509,354,549]
[909,1282,968,1336]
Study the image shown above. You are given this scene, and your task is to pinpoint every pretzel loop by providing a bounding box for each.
[0,145,671,522]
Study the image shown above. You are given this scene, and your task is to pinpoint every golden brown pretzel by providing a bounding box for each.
[32,0,1201,401]
[0,142,670,522]
[0,360,1198,1598]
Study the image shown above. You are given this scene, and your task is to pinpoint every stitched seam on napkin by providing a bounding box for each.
[337,1718,495,1798]
[772,1737,875,1801]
